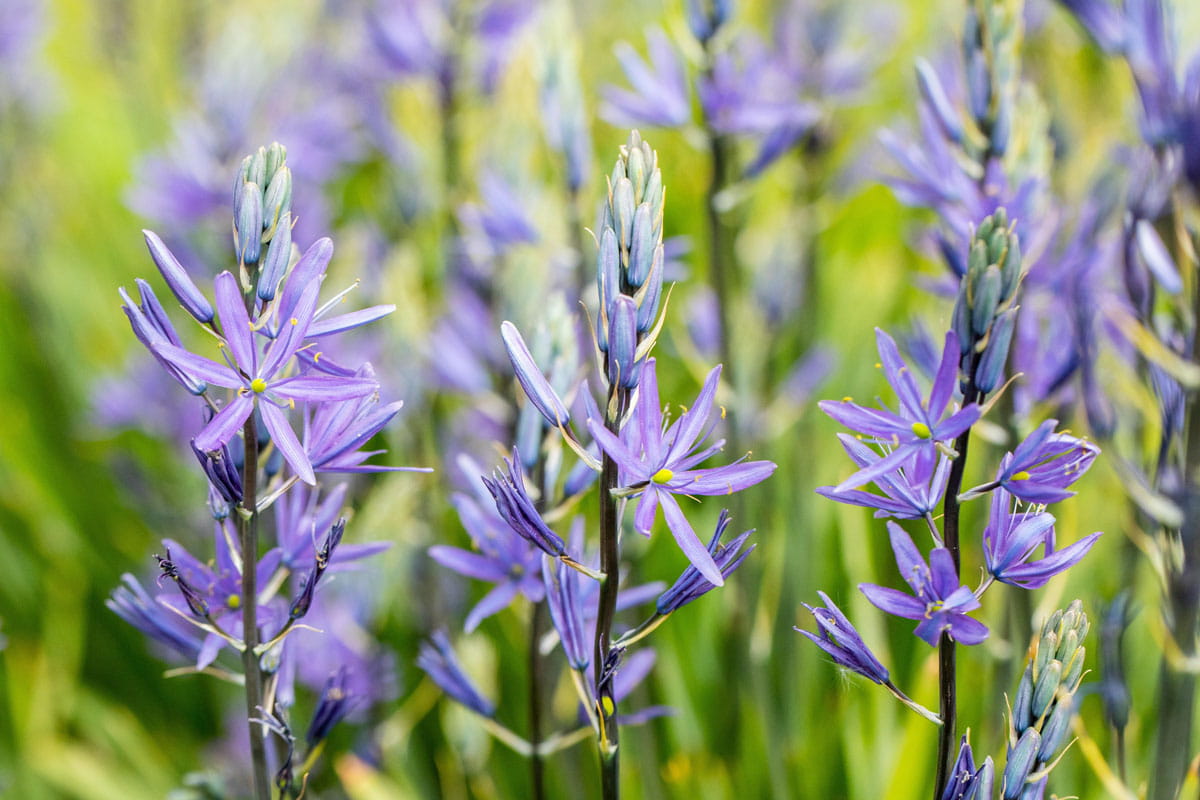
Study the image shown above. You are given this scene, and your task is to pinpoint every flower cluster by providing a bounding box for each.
[108,143,426,793]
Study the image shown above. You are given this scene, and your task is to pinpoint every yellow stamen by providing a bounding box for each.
[652,468,674,484]
[250,378,268,394]
[1011,470,1031,481]
[911,422,932,439]
[227,593,241,609]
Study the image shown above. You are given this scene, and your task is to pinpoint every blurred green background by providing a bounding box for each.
[2,0,1199,798]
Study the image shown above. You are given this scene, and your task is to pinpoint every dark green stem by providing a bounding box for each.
[240,413,270,800]
[529,600,547,800]
[934,384,978,800]
[595,387,630,800]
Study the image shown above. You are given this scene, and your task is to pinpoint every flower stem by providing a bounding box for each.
[595,387,629,800]
[240,413,270,800]
[529,600,547,800]
[933,384,978,800]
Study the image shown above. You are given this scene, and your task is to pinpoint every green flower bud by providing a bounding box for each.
[1032,659,1062,720]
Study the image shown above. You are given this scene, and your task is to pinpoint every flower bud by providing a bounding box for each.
[143,230,214,322]
[607,295,639,389]
[257,211,293,301]
[236,180,264,267]
[1002,728,1041,798]
[628,202,655,287]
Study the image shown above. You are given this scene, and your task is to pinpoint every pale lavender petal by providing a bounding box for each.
[272,375,378,402]
[429,546,508,583]
[633,488,659,536]
[152,342,243,388]
[308,305,396,337]
[261,278,321,378]
[214,271,256,372]
[665,364,722,464]
[660,493,723,586]
[671,461,777,495]
[194,394,255,452]
[261,401,315,486]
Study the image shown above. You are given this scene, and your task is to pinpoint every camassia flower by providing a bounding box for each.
[154,271,377,484]
[588,359,776,586]
[860,522,988,647]
[820,329,980,492]
[982,488,1101,589]
[994,419,1099,505]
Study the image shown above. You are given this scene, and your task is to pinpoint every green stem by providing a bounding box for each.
[595,387,629,800]
[529,600,547,800]
[933,384,978,800]
[240,413,270,800]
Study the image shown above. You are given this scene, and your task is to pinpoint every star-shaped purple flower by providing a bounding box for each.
[587,359,776,585]
[860,522,988,647]
[996,419,1099,504]
[154,271,377,484]
[821,329,980,492]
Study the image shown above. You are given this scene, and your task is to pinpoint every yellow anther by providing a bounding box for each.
[652,468,675,484]
[842,396,853,403]
[313,352,322,362]
[911,422,932,439]
[719,405,727,419]
[227,593,241,609]
[874,362,882,369]
[1011,470,1031,481]
[290,317,298,326]
[250,378,268,394]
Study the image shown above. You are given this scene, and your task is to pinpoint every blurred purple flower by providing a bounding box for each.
[431,463,545,632]
[418,630,495,717]
[601,28,691,129]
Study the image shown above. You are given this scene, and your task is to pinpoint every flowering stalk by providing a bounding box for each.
[238,411,270,800]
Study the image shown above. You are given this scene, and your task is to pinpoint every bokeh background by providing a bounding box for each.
[2,0,1200,797]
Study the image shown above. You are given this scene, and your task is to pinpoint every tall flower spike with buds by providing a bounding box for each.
[1002,601,1089,799]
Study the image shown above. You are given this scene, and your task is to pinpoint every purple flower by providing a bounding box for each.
[860,522,988,647]
[275,483,389,571]
[941,735,995,800]
[820,329,980,492]
[481,452,567,559]
[417,631,496,718]
[543,554,591,670]
[995,420,1099,504]
[587,360,776,585]
[982,488,1101,589]
[156,521,284,668]
[431,465,545,632]
[798,590,890,685]
[153,271,377,484]
[306,666,359,745]
[655,510,755,614]
[817,433,951,519]
[601,28,691,129]
[107,574,204,662]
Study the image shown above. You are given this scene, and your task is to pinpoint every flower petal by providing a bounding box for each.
[214,271,256,373]
[660,493,723,586]
[194,394,255,453]
[260,401,315,486]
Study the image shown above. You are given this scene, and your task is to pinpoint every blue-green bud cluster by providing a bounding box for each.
[232,142,294,301]
[596,131,666,392]
[1002,600,1088,798]
[951,208,1023,393]
[962,0,1021,159]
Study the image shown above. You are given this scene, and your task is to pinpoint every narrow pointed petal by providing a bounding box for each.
[214,271,256,372]
[665,364,722,463]
[260,401,315,485]
[152,343,243,388]
[928,333,960,418]
[660,494,723,586]
[308,305,396,337]
[633,488,660,536]
[671,460,776,495]
[143,230,214,322]
[859,583,926,620]
[272,375,378,402]
[261,278,321,378]
[429,546,508,583]
[500,321,571,426]
[875,328,926,421]
[464,582,520,632]
[194,394,255,452]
